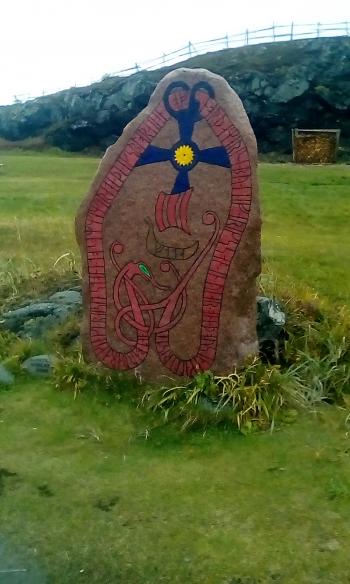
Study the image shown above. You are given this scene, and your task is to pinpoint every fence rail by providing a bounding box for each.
[12,21,349,103]
[108,20,349,76]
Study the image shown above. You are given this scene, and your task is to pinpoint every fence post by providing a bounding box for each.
[188,41,192,57]
[135,63,140,72]
[317,22,321,37]
[225,33,229,49]
[272,22,276,42]
[290,21,294,40]
[245,29,249,45]
[346,21,349,35]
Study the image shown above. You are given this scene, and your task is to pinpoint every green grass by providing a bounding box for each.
[1,381,350,583]
[0,150,349,304]
[0,151,97,278]
[261,163,350,305]
[0,150,350,582]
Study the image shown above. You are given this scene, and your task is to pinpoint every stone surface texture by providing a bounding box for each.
[76,68,261,380]
[0,289,82,338]
[0,364,14,385]
[256,296,286,343]
[22,355,56,377]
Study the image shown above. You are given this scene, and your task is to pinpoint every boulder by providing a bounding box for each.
[0,364,14,385]
[0,290,82,338]
[22,355,56,377]
[256,296,286,342]
[76,67,261,380]
[48,290,82,305]
[256,296,286,362]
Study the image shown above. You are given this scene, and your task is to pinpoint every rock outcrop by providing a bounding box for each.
[0,37,349,155]
[0,289,82,338]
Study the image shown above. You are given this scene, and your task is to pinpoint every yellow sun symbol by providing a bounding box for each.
[174,144,195,167]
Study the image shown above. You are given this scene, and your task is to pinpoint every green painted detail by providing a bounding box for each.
[138,263,152,277]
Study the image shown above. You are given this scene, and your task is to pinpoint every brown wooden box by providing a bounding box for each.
[292,129,340,164]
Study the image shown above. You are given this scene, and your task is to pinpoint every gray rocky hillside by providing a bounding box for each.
[0,36,349,156]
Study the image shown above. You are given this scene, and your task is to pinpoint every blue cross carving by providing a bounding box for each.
[136,81,231,194]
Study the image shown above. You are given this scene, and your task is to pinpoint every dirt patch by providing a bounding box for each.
[94,496,120,512]
[0,468,17,496]
[37,484,54,497]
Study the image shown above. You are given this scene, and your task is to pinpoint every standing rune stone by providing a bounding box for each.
[76,68,261,380]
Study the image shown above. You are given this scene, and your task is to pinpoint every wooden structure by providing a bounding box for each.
[292,128,340,164]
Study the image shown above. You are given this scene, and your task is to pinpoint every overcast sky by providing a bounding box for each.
[0,0,348,105]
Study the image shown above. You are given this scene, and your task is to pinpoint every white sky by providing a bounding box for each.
[0,0,348,105]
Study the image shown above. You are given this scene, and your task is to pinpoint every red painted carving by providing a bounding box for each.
[155,188,192,234]
[85,87,252,376]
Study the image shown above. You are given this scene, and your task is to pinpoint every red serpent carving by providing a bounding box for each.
[85,86,252,375]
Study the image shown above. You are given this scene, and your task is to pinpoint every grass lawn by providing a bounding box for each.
[1,381,350,584]
[0,150,350,583]
[261,163,350,305]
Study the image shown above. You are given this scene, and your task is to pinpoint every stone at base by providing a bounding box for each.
[48,290,82,305]
[22,355,56,377]
[256,296,286,342]
[0,290,82,338]
[0,364,15,385]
